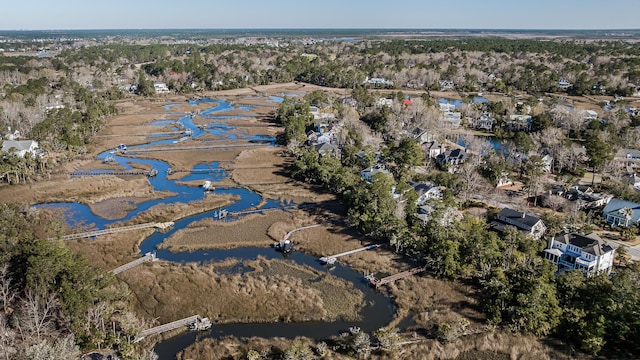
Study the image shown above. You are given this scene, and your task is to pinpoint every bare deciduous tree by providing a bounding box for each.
[0,263,16,314]
[14,284,58,342]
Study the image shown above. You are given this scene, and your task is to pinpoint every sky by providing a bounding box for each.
[1,0,639,31]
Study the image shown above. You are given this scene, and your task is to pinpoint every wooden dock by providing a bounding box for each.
[111,252,156,275]
[48,222,174,241]
[366,267,425,288]
[70,169,157,177]
[133,315,202,343]
[283,224,322,241]
[319,244,381,265]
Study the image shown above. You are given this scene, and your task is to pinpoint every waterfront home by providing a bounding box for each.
[441,111,462,128]
[489,208,546,239]
[582,109,598,121]
[1,140,39,158]
[153,82,170,94]
[544,232,615,276]
[557,78,573,90]
[439,80,456,90]
[436,148,468,167]
[602,198,640,227]
[474,113,494,132]
[506,114,532,132]
[422,141,445,159]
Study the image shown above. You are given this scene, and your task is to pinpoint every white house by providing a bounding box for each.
[602,198,640,227]
[475,113,494,132]
[153,82,170,94]
[541,154,554,173]
[558,78,573,90]
[1,140,39,158]
[376,98,393,107]
[544,232,615,276]
[407,181,442,205]
[489,208,546,239]
[441,111,462,128]
[582,110,598,121]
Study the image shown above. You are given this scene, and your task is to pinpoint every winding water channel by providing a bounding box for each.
[41,98,397,359]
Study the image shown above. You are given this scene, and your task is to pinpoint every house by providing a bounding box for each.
[314,142,340,158]
[416,205,463,226]
[361,164,392,183]
[474,113,494,132]
[627,173,640,189]
[489,208,546,239]
[616,148,640,168]
[541,154,553,173]
[153,82,170,94]
[565,185,612,210]
[558,78,573,90]
[582,110,598,121]
[1,140,39,158]
[436,149,468,166]
[366,77,393,87]
[441,111,462,128]
[407,180,442,205]
[422,141,446,159]
[544,232,615,276]
[439,103,457,112]
[413,129,436,144]
[439,80,456,90]
[602,198,640,226]
[506,114,532,131]
[376,98,393,107]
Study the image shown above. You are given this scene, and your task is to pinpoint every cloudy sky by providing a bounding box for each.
[1,0,639,30]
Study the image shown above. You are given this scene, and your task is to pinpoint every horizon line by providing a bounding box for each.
[2,27,640,32]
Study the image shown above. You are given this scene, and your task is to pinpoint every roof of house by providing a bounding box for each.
[602,198,640,220]
[437,148,468,162]
[497,208,542,228]
[554,232,614,256]
[621,148,640,159]
[407,181,438,196]
[314,142,338,155]
[1,140,37,152]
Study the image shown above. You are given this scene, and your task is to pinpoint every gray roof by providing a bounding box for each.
[1,140,36,152]
[407,180,437,196]
[621,148,640,159]
[602,198,640,221]
[554,233,614,256]
[497,208,541,228]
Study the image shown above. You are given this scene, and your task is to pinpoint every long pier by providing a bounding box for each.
[48,222,174,241]
[319,244,382,265]
[130,143,264,153]
[70,169,157,177]
[366,267,425,288]
[111,252,156,275]
[133,315,202,343]
[283,224,322,241]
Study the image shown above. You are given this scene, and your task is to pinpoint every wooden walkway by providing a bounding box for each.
[133,315,201,343]
[319,244,381,265]
[283,224,322,241]
[366,267,425,288]
[70,170,156,177]
[111,252,156,275]
[130,143,264,153]
[48,222,174,241]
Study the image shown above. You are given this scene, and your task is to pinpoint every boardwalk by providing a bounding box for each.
[283,224,322,241]
[48,222,174,241]
[70,170,152,177]
[133,315,201,343]
[366,267,425,288]
[319,244,381,265]
[111,252,156,275]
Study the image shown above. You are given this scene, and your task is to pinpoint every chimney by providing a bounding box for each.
[521,211,526,218]
[547,236,554,250]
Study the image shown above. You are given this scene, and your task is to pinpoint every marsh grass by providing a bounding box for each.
[160,211,293,251]
[120,257,364,325]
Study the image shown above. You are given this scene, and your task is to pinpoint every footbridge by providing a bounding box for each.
[366,267,425,288]
[110,252,156,275]
[283,224,322,241]
[319,244,382,265]
[133,315,211,343]
[48,222,174,241]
